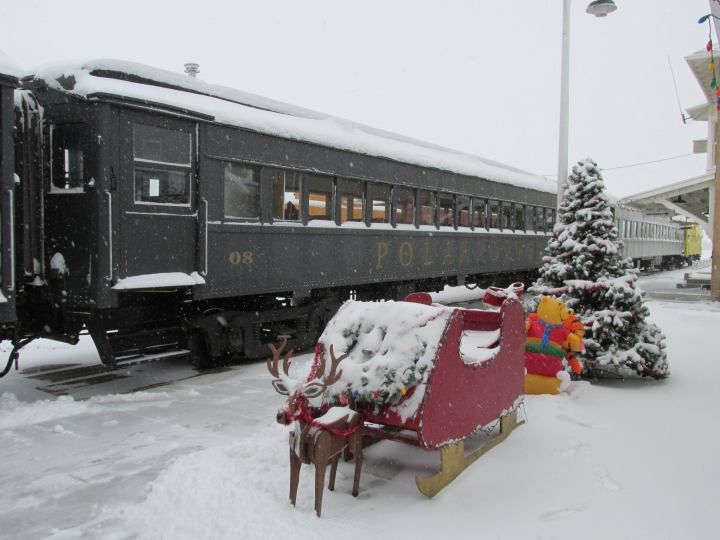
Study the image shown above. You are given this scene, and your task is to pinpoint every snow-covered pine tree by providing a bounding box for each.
[530,158,669,379]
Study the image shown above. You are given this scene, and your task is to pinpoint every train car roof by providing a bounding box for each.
[29,59,555,194]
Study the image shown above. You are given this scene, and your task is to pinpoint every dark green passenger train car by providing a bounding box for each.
[2,60,557,370]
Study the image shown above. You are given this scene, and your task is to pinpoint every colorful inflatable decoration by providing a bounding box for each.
[525,296,584,394]
[562,313,585,376]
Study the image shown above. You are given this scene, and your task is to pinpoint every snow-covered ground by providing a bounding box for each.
[1,276,718,539]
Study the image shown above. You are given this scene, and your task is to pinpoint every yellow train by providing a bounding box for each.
[683,223,703,261]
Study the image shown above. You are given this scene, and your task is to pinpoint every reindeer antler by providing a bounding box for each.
[267,338,294,378]
[325,344,348,386]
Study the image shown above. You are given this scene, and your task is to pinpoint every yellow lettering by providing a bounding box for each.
[376,242,389,270]
[229,251,254,266]
[229,251,242,265]
[423,240,433,266]
[399,242,413,267]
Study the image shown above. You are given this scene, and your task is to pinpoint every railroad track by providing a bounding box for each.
[20,349,196,397]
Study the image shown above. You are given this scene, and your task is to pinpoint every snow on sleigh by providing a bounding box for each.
[319,293,526,497]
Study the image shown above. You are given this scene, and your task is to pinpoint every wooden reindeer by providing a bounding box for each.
[267,339,363,517]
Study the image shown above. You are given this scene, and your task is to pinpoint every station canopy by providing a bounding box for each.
[619,49,716,239]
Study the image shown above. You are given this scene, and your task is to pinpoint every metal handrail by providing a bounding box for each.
[104,191,113,282]
[202,198,208,276]
[6,189,15,291]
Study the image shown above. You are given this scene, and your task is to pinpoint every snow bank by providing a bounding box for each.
[0,390,175,431]
[318,300,451,416]
[29,59,554,194]
[0,393,95,430]
[119,426,355,539]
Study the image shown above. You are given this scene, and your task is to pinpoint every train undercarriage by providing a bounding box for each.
[3,270,535,373]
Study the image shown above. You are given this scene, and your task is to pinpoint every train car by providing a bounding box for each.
[0,61,18,339]
[2,59,559,369]
[614,205,686,270]
[683,222,702,261]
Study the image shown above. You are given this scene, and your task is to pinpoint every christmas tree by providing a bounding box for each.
[530,158,669,379]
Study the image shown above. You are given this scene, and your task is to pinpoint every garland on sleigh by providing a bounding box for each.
[318,300,452,415]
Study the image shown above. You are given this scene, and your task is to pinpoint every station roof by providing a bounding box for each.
[686,49,717,105]
[618,171,713,237]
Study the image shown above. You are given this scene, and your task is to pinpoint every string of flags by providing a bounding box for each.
[699,13,720,110]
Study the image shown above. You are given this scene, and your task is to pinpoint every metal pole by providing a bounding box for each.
[712,110,720,300]
[557,0,572,211]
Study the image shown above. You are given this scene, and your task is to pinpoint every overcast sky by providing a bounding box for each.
[0,0,714,197]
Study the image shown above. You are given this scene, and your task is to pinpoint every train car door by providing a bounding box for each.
[0,75,16,328]
[118,113,199,281]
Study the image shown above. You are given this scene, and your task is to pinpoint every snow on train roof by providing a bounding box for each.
[30,59,554,194]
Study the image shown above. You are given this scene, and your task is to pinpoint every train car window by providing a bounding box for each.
[271,169,302,221]
[473,198,487,229]
[133,123,192,205]
[50,124,87,193]
[418,190,435,226]
[370,183,391,223]
[525,206,535,231]
[307,174,334,221]
[546,208,555,231]
[488,200,500,229]
[135,168,190,204]
[395,187,415,225]
[339,179,364,223]
[535,207,545,232]
[133,124,191,166]
[457,196,470,228]
[514,204,525,232]
[438,194,454,227]
[224,162,260,219]
[500,202,512,230]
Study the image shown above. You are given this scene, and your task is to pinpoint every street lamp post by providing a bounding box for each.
[556,0,617,211]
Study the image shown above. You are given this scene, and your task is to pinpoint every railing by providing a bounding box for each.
[692,257,711,271]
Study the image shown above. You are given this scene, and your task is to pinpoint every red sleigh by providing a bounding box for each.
[359,293,526,496]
